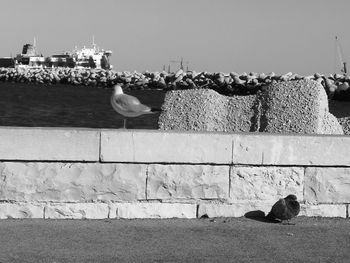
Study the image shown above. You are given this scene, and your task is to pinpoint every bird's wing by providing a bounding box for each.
[286,200,301,217]
[114,94,151,113]
[270,199,288,220]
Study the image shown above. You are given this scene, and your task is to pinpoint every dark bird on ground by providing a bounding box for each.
[110,85,161,128]
[266,194,300,224]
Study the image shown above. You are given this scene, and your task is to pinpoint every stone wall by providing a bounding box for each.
[0,127,349,219]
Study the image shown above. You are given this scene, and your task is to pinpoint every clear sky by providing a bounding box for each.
[1,0,349,75]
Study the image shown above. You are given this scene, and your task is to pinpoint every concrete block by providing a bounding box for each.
[45,203,109,219]
[157,80,343,135]
[158,89,256,132]
[0,162,147,202]
[0,127,99,161]
[147,164,229,200]
[110,202,197,219]
[0,202,44,219]
[230,166,304,202]
[260,80,342,134]
[198,202,273,218]
[100,130,232,164]
[232,133,350,166]
[304,167,350,204]
[299,204,346,218]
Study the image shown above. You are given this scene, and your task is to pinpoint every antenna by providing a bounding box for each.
[92,35,96,49]
[170,57,189,71]
[335,36,347,74]
[33,36,36,48]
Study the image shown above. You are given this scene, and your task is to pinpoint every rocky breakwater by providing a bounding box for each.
[0,67,119,87]
[1,67,350,100]
[158,79,344,135]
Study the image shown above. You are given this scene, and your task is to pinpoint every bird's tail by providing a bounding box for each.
[265,211,275,220]
[151,107,162,112]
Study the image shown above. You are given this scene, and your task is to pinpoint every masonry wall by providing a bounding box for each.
[0,127,349,219]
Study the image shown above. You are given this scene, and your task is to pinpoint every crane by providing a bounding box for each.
[169,57,189,72]
[335,36,347,75]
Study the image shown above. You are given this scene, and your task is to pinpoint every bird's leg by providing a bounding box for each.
[287,219,295,225]
[123,119,127,129]
[281,219,295,225]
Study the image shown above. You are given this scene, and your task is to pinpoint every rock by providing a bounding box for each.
[324,77,337,95]
[233,76,245,85]
[337,82,349,92]
[175,69,183,78]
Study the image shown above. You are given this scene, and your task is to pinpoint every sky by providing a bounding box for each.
[1,0,349,75]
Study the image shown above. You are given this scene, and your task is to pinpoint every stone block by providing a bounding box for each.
[0,162,147,202]
[198,202,273,218]
[110,202,196,219]
[232,133,350,166]
[45,203,109,219]
[158,89,256,132]
[230,166,304,202]
[100,130,232,164]
[299,204,346,218]
[0,202,44,219]
[304,167,350,204]
[147,164,229,200]
[0,127,99,161]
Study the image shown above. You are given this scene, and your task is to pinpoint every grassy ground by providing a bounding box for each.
[0,217,349,263]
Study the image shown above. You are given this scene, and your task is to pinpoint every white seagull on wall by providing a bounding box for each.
[110,85,161,128]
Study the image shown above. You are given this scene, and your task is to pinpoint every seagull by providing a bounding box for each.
[110,85,161,128]
[266,194,300,225]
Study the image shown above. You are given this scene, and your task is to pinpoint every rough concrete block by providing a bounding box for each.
[231,133,350,166]
[100,130,232,164]
[260,80,342,134]
[158,80,343,135]
[198,202,273,218]
[0,202,44,219]
[158,89,256,132]
[147,164,229,200]
[230,166,304,202]
[304,167,350,204]
[110,202,197,219]
[322,112,344,134]
[299,204,346,218]
[0,127,99,161]
[0,162,147,202]
[45,203,109,219]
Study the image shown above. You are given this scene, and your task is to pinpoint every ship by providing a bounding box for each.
[0,37,113,70]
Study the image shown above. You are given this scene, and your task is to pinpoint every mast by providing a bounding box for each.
[335,36,347,74]
[92,35,96,50]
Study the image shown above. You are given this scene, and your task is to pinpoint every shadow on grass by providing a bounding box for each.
[244,210,280,224]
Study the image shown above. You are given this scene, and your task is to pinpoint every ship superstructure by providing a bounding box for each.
[0,37,113,69]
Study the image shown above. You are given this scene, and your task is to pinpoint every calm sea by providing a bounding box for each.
[0,82,166,129]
